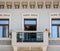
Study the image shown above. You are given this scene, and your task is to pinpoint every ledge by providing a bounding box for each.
[0,38,11,40]
[49,38,60,40]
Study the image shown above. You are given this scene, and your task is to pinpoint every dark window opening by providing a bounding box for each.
[24,25,36,31]
[24,19,37,31]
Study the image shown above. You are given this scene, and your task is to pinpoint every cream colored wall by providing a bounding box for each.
[0,9,60,32]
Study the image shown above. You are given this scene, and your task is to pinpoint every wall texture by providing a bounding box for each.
[0,9,60,32]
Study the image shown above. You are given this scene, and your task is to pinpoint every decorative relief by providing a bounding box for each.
[23,13,38,17]
[37,2,43,8]
[0,2,5,9]
[6,2,12,9]
[22,1,28,9]
[45,2,51,8]
[51,13,60,16]
[53,2,59,8]
[14,2,20,9]
[0,13,10,16]
[0,1,59,9]
[29,1,36,8]
[18,47,42,51]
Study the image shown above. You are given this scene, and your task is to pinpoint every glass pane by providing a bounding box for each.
[17,32,24,42]
[3,26,8,37]
[24,20,36,24]
[0,20,9,24]
[59,27,60,38]
[24,33,36,42]
[17,32,43,42]
[24,25,36,31]
[0,26,2,38]
[52,20,60,24]
[24,33,29,40]
[37,33,43,42]
[52,26,57,38]
[20,33,24,39]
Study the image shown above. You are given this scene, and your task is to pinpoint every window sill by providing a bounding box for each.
[49,38,60,40]
[0,38,11,40]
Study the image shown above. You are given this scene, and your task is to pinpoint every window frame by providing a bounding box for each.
[51,18,60,38]
[0,19,9,37]
[24,18,37,31]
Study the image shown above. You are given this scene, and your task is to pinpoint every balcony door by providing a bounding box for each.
[24,18,37,31]
[51,18,60,38]
[17,18,43,42]
[0,19,9,38]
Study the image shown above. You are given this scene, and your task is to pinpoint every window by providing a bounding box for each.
[24,18,37,31]
[51,18,60,38]
[0,19,9,38]
[17,18,43,42]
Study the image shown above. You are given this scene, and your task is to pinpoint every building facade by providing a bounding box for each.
[0,0,60,51]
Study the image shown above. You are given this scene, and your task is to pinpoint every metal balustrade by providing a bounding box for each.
[17,32,43,42]
[12,31,48,46]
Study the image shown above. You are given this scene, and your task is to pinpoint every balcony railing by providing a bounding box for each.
[12,31,48,46]
[17,32,43,42]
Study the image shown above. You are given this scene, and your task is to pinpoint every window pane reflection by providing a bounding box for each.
[52,26,57,38]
